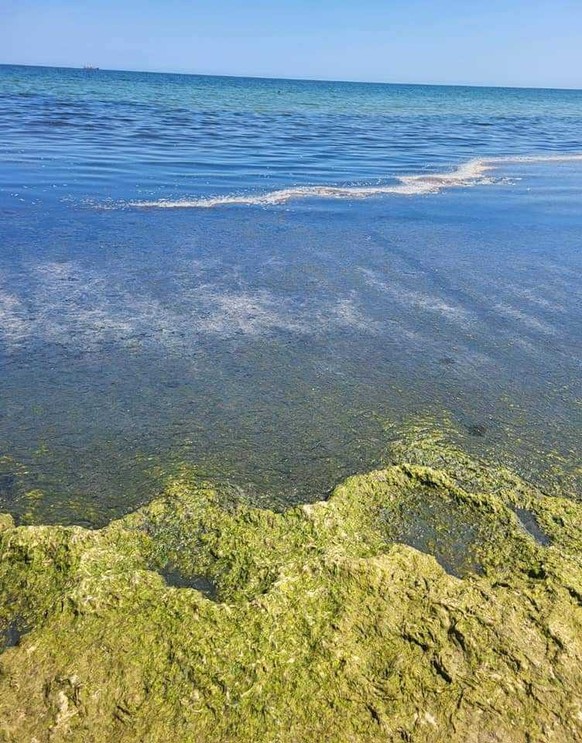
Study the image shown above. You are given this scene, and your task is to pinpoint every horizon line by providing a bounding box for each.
[1,61,581,93]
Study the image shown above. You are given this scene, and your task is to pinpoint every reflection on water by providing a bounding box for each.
[0,161,580,525]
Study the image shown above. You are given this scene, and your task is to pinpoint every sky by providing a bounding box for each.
[1,0,581,88]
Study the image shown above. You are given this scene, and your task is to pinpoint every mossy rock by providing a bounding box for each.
[0,433,581,742]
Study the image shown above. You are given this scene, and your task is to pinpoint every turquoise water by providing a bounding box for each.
[0,65,581,524]
[3,64,582,205]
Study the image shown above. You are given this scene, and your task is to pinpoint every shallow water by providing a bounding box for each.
[0,66,580,524]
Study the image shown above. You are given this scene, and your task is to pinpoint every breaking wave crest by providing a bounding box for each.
[124,153,582,209]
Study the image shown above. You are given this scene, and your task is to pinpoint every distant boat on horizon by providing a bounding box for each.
[83,65,99,71]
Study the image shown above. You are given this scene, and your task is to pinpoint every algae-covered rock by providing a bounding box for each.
[0,431,581,742]
[0,514,14,532]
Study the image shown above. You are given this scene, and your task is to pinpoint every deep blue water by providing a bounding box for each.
[0,65,580,524]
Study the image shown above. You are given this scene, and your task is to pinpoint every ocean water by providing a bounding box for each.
[0,64,581,525]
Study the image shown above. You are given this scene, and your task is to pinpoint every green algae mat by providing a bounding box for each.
[1,426,581,742]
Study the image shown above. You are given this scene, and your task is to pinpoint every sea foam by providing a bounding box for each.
[124,153,582,209]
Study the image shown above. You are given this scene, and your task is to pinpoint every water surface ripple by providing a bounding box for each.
[0,65,580,524]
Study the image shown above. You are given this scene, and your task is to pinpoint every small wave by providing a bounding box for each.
[122,153,582,210]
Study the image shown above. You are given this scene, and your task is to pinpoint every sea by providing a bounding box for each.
[0,64,580,525]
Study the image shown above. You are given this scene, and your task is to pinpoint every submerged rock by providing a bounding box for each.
[0,429,581,742]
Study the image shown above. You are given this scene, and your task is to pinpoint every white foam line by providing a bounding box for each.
[125,153,582,210]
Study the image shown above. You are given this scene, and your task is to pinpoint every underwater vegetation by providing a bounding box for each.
[0,424,581,742]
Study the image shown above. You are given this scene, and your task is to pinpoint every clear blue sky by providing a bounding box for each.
[1,0,581,88]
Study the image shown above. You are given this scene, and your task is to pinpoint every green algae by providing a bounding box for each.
[0,427,581,742]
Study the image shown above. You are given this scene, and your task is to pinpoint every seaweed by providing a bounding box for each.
[0,425,581,742]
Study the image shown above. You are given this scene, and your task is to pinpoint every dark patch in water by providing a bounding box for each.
[381,494,484,578]
[160,567,218,600]
[0,473,17,502]
[438,356,456,366]
[467,424,487,438]
[515,508,552,546]
[0,619,26,653]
